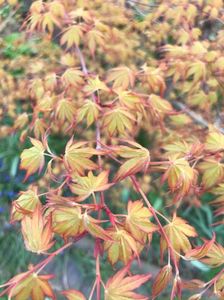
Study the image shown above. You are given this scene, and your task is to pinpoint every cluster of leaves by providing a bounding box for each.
[1,0,224,299]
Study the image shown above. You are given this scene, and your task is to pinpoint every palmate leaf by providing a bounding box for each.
[70,171,113,202]
[205,131,224,152]
[104,226,140,265]
[52,206,85,238]
[61,289,86,300]
[41,11,61,33]
[201,243,224,267]
[103,107,135,136]
[77,99,101,127]
[113,141,150,182]
[198,159,224,189]
[148,94,172,118]
[185,234,216,260]
[83,76,109,95]
[125,200,157,240]
[21,206,55,254]
[86,29,105,55]
[83,213,111,241]
[214,274,224,299]
[20,138,45,179]
[64,140,99,175]
[152,265,172,299]
[105,264,151,300]
[107,66,136,90]
[55,98,76,123]
[33,118,47,139]
[163,140,191,158]
[160,216,197,258]
[60,25,83,48]
[61,68,84,88]
[11,188,40,222]
[7,270,55,300]
[162,155,196,199]
[116,90,142,110]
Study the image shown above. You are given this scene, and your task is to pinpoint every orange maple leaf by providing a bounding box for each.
[52,206,85,239]
[107,66,136,90]
[114,141,150,181]
[160,215,197,258]
[7,269,55,300]
[70,171,113,202]
[11,188,40,222]
[20,138,45,179]
[60,25,83,48]
[103,107,135,136]
[104,226,140,265]
[61,289,86,300]
[105,264,151,300]
[64,140,100,175]
[21,206,55,254]
[125,200,157,240]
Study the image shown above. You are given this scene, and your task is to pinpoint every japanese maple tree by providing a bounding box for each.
[1,0,224,299]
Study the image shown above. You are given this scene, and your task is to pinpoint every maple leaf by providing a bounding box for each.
[13,113,29,130]
[27,12,42,32]
[44,73,57,91]
[77,99,101,127]
[169,113,192,126]
[37,94,54,112]
[83,212,111,241]
[163,141,191,158]
[20,138,45,179]
[148,94,172,118]
[210,183,224,216]
[41,12,61,33]
[86,29,104,56]
[61,289,86,300]
[55,98,76,123]
[64,140,99,175]
[162,156,196,199]
[125,200,157,240]
[60,25,83,48]
[214,274,224,298]
[152,265,173,299]
[198,159,224,189]
[21,206,55,254]
[103,107,135,136]
[105,264,151,300]
[52,206,85,239]
[32,118,47,139]
[7,269,55,300]
[160,216,197,257]
[205,131,224,152]
[104,226,140,265]
[185,234,216,260]
[187,60,206,82]
[48,1,65,18]
[61,68,84,88]
[107,66,136,90]
[11,188,40,222]
[69,8,92,22]
[140,65,166,95]
[70,171,113,202]
[201,243,224,267]
[116,90,142,110]
[114,141,150,181]
[83,76,109,95]
[30,0,43,13]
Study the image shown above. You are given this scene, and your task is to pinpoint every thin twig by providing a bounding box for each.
[172,101,224,134]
